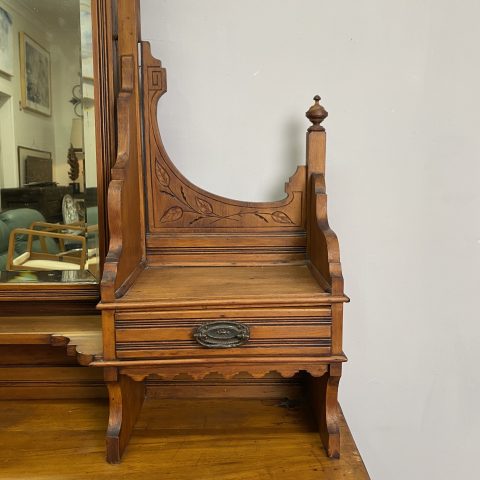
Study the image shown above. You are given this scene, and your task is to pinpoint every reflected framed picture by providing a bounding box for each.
[19,32,51,116]
[0,6,14,76]
[17,146,52,187]
[80,0,94,80]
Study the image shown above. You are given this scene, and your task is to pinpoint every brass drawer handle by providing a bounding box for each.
[194,321,250,348]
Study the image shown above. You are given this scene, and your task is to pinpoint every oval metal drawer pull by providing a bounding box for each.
[194,321,250,348]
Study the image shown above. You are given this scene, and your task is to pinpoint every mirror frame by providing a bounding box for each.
[0,0,118,314]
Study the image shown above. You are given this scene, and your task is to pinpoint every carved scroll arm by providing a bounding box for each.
[308,173,344,296]
[304,96,344,297]
[101,55,145,302]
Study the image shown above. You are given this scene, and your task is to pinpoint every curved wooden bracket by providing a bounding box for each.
[50,332,102,366]
[101,54,146,302]
[308,173,344,296]
[308,363,342,458]
[0,317,103,367]
[106,374,145,463]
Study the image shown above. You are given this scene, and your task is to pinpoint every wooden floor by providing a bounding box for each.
[0,397,369,479]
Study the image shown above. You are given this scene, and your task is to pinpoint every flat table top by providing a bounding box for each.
[0,397,370,479]
[116,264,330,308]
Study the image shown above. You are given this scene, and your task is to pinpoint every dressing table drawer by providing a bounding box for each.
[114,311,332,359]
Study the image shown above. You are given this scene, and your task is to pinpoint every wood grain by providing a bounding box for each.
[146,374,303,399]
[115,264,326,306]
[0,366,106,400]
[114,306,332,320]
[0,398,370,479]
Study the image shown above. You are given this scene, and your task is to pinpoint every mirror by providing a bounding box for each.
[0,0,99,283]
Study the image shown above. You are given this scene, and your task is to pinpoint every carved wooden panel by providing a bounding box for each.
[142,42,306,234]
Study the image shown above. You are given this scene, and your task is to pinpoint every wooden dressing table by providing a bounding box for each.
[95,29,348,463]
[0,0,351,470]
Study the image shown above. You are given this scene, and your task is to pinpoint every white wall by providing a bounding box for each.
[141,1,480,479]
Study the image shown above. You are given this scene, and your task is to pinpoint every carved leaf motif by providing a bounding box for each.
[155,163,170,186]
[271,211,294,224]
[254,213,269,223]
[195,197,213,215]
[160,206,183,223]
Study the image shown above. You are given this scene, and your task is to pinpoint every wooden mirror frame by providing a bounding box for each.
[0,0,118,315]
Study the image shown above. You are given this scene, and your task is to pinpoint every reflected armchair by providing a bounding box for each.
[7,226,87,271]
[17,215,99,275]
[0,208,59,270]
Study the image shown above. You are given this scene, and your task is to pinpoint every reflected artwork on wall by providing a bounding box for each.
[19,32,51,116]
[80,0,93,80]
[0,6,13,76]
[17,146,52,187]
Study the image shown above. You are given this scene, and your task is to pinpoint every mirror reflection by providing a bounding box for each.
[0,0,99,282]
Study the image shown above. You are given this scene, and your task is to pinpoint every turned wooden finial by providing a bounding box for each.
[306,95,328,131]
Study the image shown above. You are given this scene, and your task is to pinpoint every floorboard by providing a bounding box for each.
[0,398,369,479]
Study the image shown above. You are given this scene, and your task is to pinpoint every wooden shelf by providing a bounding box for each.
[0,315,103,366]
[118,265,327,305]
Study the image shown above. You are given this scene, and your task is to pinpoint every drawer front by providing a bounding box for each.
[115,310,332,359]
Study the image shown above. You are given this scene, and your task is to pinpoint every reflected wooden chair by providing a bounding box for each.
[96,44,348,464]
[18,220,100,276]
[7,223,88,271]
